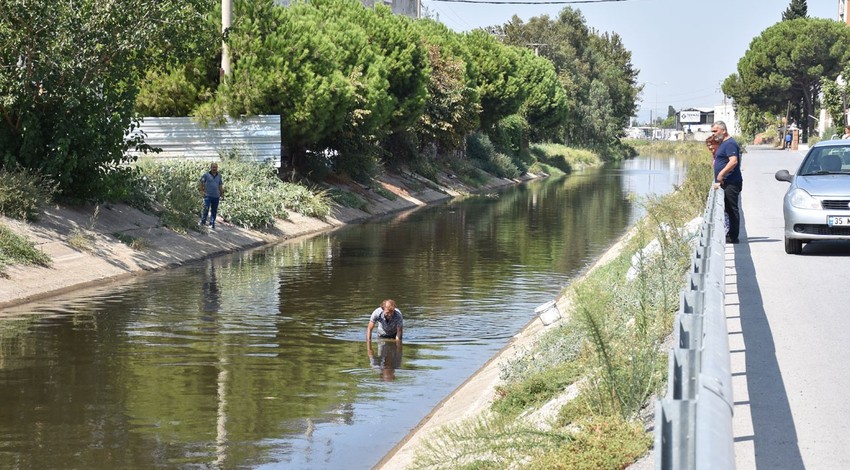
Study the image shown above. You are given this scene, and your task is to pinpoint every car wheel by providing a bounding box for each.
[785,237,803,255]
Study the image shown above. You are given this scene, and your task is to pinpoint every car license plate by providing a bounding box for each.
[828,216,850,226]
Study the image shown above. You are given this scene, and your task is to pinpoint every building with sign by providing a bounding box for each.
[676,107,715,131]
[675,103,740,138]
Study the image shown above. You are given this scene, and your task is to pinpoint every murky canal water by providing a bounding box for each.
[0,156,684,469]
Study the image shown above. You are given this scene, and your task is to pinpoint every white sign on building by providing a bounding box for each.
[680,111,701,123]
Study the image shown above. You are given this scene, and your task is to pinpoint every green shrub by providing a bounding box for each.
[528,143,602,174]
[328,188,367,210]
[333,148,384,185]
[466,132,497,162]
[0,167,56,221]
[382,130,420,171]
[490,114,528,157]
[373,186,397,201]
[0,223,51,277]
[135,66,212,117]
[95,166,150,208]
[300,151,334,183]
[493,363,581,417]
[408,155,440,184]
[135,159,203,232]
[529,416,651,469]
[466,133,520,179]
[113,232,148,250]
[134,157,330,231]
[280,183,331,219]
[823,125,842,141]
[447,154,489,187]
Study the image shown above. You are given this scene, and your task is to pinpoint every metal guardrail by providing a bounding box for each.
[126,115,281,166]
[655,188,735,469]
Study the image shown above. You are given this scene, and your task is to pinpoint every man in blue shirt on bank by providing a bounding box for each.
[711,121,743,244]
[199,162,224,230]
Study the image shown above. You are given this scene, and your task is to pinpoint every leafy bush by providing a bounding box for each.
[135,158,331,231]
[333,149,384,185]
[465,133,520,179]
[446,154,489,187]
[408,153,440,184]
[135,159,203,232]
[0,167,57,221]
[493,363,581,416]
[95,166,150,208]
[529,143,601,174]
[490,114,528,158]
[0,0,216,198]
[466,132,498,162]
[135,65,214,117]
[280,183,331,219]
[373,186,397,201]
[0,223,51,277]
[529,416,651,469]
[488,152,521,179]
[382,130,420,170]
[328,188,367,210]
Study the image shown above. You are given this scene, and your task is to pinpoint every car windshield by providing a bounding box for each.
[799,146,850,175]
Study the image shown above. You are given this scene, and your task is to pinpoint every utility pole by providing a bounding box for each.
[526,43,547,56]
[221,0,232,78]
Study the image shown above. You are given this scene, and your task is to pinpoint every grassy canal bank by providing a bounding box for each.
[380,140,714,469]
[0,140,711,469]
[0,143,599,306]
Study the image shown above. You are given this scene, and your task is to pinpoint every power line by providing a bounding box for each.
[427,0,628,4]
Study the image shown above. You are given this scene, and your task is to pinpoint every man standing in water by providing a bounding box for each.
[711,120,742,244]
[366,299,404,342]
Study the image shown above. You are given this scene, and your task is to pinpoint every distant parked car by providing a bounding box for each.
[775,139,850,254]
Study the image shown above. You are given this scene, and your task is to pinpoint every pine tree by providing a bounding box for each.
[782,0,807,20]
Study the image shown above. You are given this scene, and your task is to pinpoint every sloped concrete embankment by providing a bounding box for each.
[0,171,525,309]
[375,227,637,470]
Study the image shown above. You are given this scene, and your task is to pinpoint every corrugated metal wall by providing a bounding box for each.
[127,115,281,167]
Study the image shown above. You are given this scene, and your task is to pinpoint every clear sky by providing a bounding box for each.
[421,0,838,123]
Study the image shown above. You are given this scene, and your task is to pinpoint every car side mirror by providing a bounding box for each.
[775,169,793,182]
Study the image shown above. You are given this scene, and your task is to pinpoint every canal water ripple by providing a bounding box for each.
[0,155,684,469]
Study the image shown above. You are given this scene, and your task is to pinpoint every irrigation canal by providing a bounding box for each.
[0,153,684,469]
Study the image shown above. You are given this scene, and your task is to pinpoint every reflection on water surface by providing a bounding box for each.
[0,156,684,469]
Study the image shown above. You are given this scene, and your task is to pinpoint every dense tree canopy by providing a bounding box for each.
[497,8,639,146]
[782,0,807,21]
[411,20,480,155]
[0,0,217,196]
[821,61,850,128]
[517,49,568,141]
[2,0,640,192]
[136,2,639,175]
[722,18,850,140]
[462,30,527,131]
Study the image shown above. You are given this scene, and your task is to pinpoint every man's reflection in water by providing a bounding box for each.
[367,340,403,382]
[201,260,221,317]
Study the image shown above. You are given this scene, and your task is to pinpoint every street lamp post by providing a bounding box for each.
[645,81,668,138]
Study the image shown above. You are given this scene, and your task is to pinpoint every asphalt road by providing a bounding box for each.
[730,144,850,469]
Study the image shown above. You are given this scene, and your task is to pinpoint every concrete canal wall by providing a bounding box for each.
[0,170,531,309]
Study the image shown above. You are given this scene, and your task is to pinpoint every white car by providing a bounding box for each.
[775,139,850,254]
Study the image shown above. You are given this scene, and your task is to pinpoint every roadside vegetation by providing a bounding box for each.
[411,141,711,469]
